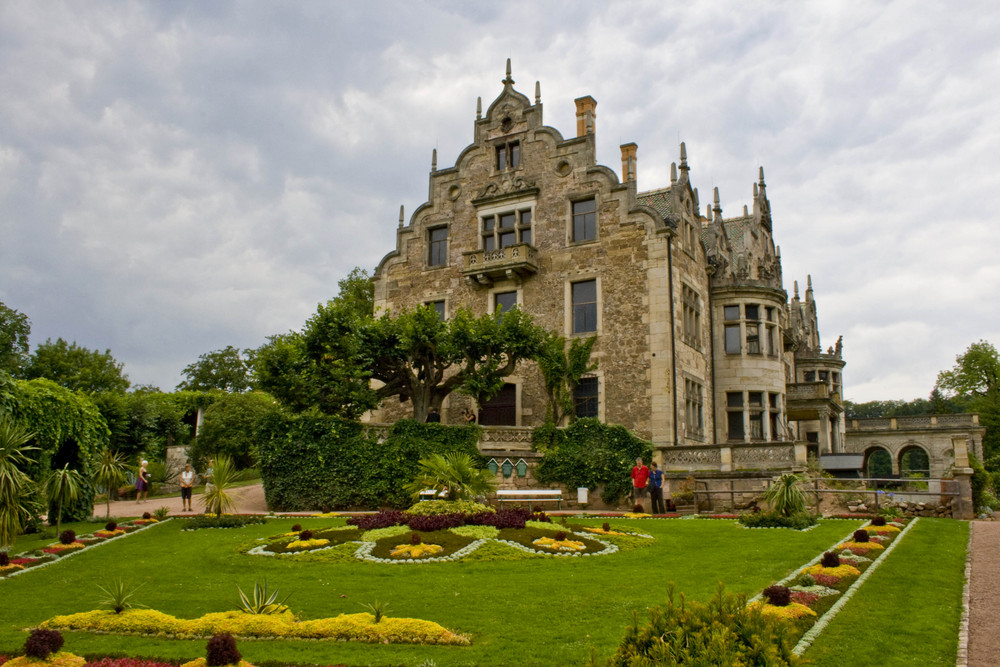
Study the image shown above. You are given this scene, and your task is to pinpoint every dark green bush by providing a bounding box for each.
[534,419,652,504]
[738,511,817,530]
[608,583,802,666]
[257,415,482,510]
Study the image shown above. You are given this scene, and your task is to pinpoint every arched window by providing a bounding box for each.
[865,447,893,478]
[899,445,930,478]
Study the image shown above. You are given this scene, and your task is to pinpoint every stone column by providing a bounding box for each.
[817,409,831,454]
[830,415,841,453]
[952,468,975,520]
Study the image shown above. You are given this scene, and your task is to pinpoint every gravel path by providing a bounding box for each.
[94,482,271,518]
[969,520,1000,666]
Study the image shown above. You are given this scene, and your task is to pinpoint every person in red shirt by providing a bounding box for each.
[631,457,650,508]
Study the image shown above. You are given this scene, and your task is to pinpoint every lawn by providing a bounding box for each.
[0,516,967,666]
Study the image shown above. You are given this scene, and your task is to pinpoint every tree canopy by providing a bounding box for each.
[537,333,597,424]
[177,345,253,393]
[0,301,31,376]
[23,338,130,394]
[936,340,1000,465]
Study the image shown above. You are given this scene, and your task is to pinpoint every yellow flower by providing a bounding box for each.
[390,543,444,559]
[285,538,330,550]
[533,537,586,551]
[801,563,862,580]
[754,601,817,621]
[838,541,885,552]
[623,512,650,518]
[582,527,626,536]
[3,652,86,667]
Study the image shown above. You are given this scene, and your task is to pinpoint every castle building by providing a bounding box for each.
[372,62,848,461]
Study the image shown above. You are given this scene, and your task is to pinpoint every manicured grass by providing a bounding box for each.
[0,517,962,666]
[804,518,968,666]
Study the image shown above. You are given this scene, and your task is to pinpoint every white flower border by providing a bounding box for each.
[789,517,920,655]
[956,524,972,667]
[1,518,171,583]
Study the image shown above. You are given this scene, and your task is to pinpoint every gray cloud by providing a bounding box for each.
[1,0,998,402]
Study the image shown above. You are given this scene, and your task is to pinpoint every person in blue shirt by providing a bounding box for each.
[649,462,665,514]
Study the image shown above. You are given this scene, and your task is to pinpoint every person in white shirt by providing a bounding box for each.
[179,464,195,512]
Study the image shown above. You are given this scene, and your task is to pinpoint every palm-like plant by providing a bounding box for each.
[237,579,291,615]
[403,452,496,502]
[97,578,147,614]
[44,464,83,536]
[761,473,807,517]
[202,455,245,516]
[93,448,129,519]
[0,416,39,551]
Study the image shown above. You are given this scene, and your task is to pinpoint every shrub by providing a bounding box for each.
[97,578,146,614]
[609,584,801,666]
[554,531,568,541]
[761,473,807,517]
[853,529,870,543]
[632,503,645,513]
[821,551,841,568]
[291,524,302,532]
[406,512,467,532]
[298,529,313,540]
[602,522,611,532]
[347,510,407,531]
[237,580,290,615]
[0,552,8,567]
[206,633,241,666]
[763,585,791,607]
[532,512,552,523]
[794,573,815,587]
[59,529,76,545]
[23,629,64,659]
[142,512,152,520]
[407,500,492,516]
[409,532,422,545]
[871,516,886,526]
[105,521,117,531]
[738,511,817,530]
[153,506,169,520]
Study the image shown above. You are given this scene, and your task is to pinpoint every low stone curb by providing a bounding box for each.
[957,525,972,666]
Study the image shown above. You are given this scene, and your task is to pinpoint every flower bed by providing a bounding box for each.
[40,609,469,645]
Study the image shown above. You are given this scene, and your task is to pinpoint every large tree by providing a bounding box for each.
[23,338,129,394]
[936,339,1000,465]
[177,346,253,393]
[0,301,31,376]
[536,333,598,425]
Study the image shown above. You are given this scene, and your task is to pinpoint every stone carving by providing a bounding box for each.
[732,445,794,465]
[475,175,536,200]
[661,447,721,465]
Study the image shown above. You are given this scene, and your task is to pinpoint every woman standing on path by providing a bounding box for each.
[135,460,149,503]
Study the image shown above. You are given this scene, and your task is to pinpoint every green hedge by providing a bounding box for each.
[534,418,652,504]
[257,416,482,510]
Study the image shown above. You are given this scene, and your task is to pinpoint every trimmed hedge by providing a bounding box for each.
[257,416,482,510]
[533,418,652,504]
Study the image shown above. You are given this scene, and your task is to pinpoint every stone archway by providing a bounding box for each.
[864,446,893,478]
[899,444,930,478]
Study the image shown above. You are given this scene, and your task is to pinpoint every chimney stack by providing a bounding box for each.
[620,143,637,183]
[574,96,597,137]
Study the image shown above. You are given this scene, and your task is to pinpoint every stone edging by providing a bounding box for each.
[790,518,920,655]
[957,524,973,667]
[2,518,170,582]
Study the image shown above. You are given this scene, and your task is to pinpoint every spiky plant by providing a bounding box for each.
[761,473,807,517]
[93,448,129,518]
[402,452,496,502]
[361,599,390,624]
[44,463,82,536]
[0,416,38,551]
[202,455,248,516]
[237,579,290,615]
[97,578,147,614]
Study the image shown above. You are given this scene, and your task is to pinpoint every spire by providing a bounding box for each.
[679,142,689,177]
[713,187,722,222]
[759,165,766,187]
[503,58,514,86]
[534,80,541,105]
[743,204,749,216]
[398,205,404,228]
[476,96,482,120]
[670,162,677,184]
[793,280,799,299]
[431,148,437,172]
[806,275,814,302]
[753,182,758,197]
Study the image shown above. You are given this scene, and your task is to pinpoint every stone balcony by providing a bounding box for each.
[462,243,538,286]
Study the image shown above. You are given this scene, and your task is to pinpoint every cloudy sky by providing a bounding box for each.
[1,1,997,402]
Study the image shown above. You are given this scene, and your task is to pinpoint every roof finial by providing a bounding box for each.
[753,182,758,197]
[743,204,749,216]
[535,80,541,105]
[476,96,482,120]
[431,148,437,172]
[776,245,781,258]
[679,142,689,174]
[398,205,404,228]
[793,280,799,299]
[670,162,677,184]
[807,274,813,291]
[504,58,514,85]
[759,165,766,187]
[713,186,722,221]
[693,187,699,208]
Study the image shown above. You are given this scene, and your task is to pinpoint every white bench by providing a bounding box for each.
[418,489,449,500]
[496,489,563,510]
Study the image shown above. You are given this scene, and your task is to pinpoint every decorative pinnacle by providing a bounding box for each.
[476,96,482,120]
[679,142,689,172]
[794,280,799,298]
[398,205,404,228]
[713,187,722,221]
[670,162,677,183]
[759,165,766,186]
[535,81,541,105]
[503,58,514,85]
[431,148,437,172]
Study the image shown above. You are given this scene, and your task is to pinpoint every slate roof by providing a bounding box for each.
[636,187,675,226]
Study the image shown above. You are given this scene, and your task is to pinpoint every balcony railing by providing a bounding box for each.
[462,243,538,285]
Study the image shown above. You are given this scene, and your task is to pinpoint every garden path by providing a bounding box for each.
[93,482,270,518]
[968,519,1000,666]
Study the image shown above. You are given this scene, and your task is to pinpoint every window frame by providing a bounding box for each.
[571,197,597,243]
[495,140,521,171]
[574,376,600,419]
[570,279,598,334]
[481,208,533,251]
[427,226,448,267]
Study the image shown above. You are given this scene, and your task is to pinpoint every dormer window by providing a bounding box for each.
[496,141,520,170]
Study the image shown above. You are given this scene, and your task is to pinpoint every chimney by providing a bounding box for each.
[575,95,597,136]
[620,143,637,183]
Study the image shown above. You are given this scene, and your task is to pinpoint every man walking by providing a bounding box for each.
[631,457,649,510]
[649,462,664,514]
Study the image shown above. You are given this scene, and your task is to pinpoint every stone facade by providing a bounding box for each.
[372,62,849,459]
